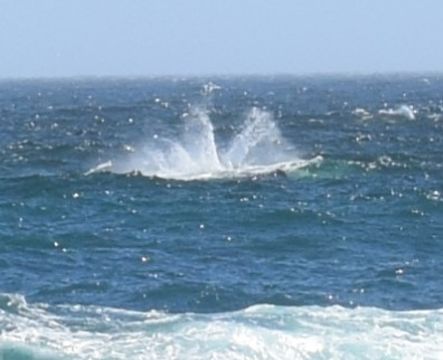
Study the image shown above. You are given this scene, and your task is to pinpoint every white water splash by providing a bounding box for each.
[378,105,416,120]
[87,107,321,180]
[1,293,442,360]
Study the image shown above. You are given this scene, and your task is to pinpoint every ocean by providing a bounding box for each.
[0,75,442,359]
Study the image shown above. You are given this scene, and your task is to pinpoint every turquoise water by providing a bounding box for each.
[0,76,442,359]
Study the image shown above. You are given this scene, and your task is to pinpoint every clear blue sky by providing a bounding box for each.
[1,0,442,78]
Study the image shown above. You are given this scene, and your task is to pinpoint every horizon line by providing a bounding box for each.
[0,70,442,82]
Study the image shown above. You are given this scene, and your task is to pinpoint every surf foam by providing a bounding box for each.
[1,293,442,360]
[86,107,321,180]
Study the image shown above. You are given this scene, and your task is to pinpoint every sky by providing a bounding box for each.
[1,0,442,78]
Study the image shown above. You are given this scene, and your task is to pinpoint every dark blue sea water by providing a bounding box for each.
[0,75,442,359]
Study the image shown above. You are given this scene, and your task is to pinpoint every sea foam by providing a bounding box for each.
[86,107,321,180]
[0,293,442,360]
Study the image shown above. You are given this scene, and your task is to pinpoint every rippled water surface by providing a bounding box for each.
[0,76,442,359]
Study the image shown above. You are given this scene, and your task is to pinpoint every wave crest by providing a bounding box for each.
[1,293,442,360]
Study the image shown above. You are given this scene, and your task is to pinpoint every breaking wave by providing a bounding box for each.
[86,107,321,180]
[1,293,442,360]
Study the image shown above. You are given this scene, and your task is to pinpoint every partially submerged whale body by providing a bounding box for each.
[86,107,322,181]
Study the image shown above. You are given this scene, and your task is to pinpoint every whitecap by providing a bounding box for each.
[352,107,373,120]
[1,293,442,360]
